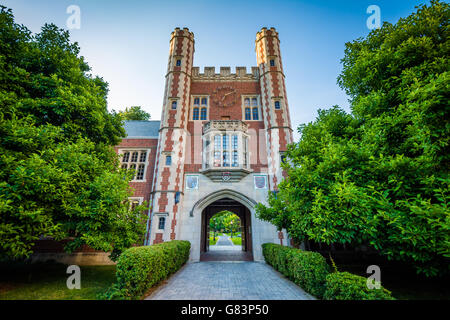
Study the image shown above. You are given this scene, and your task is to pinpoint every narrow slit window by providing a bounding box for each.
[171,101,177,110]
[165,155,172,166]
[275,101,281,109]
[158,217,166,229]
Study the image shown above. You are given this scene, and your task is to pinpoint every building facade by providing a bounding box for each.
[115,27,293,262]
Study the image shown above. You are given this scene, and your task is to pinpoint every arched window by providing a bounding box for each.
[244,98,250,107]
[171,101,177,109]
[200,108,207,120]
[201,97,207,105]
[252,98,258,106]
[252,107,259,120]
[245,108,251,120]
[194,98,200,105]
[275,101,281,109]
[193,107,199,120]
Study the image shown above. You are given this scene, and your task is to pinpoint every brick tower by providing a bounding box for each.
[255,27,293,190]
[149,27,195,244]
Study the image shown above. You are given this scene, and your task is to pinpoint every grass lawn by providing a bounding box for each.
[0,262,116,300]
[209,235,218,245]
[231,237,242,246]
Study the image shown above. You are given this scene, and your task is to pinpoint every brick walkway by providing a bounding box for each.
[146,262,315,300]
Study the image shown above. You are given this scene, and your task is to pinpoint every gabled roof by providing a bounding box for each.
[123,120,160,139]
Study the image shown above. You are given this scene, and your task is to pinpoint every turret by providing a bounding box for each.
[149,27,195,244]
[255,27,293,190]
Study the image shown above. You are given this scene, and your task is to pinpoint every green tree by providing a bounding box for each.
[119,106,151,121]
[256,1,449,276]
[0,6,147,261]
[223,212,241,238]
[209,212,226,240]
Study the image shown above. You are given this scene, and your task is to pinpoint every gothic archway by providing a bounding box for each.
[199,195,254,261]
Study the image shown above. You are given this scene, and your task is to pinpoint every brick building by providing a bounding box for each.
[116,27,293,262]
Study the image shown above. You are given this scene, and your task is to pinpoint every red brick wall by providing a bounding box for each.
[114,138,158,202]
[184,80,268,173]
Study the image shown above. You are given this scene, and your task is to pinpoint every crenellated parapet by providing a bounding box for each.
[192,66,259,81]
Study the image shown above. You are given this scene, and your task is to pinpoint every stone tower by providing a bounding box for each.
[149,27,195,244]
[255,27,293,190]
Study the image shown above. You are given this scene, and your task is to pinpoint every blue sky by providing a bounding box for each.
[3,0,427,140]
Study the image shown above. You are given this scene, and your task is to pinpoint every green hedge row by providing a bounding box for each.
[262,243,394,300]
[102,240,190,300]
[324,272,394,300]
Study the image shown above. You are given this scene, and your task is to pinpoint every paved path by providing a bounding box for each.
[146,262,315,300]
[215,235,233,246]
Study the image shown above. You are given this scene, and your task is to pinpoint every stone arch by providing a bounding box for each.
[189,188,258,217]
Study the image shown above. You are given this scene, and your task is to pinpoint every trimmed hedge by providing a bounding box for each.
[324,272,394,300]
[102,240,190,299]
[262,243,329,298]
[262,243,394,300]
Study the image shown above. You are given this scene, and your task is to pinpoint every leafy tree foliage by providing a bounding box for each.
[209,211,241,238]
[256,1,449,276]
[119,106,151,121]
[0,6,147,261]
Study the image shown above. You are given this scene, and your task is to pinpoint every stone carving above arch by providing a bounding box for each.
[189,189,258,217]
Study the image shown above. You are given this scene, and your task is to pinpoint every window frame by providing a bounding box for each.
[203,132,249,170]
[119,149,150,182]
[165,154,172,166]
[191,95,209,120]
[274,100,281,110]
[158,216,166,230]
[242,95,261,121]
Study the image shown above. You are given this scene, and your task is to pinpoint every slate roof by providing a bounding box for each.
[123,120,160,139]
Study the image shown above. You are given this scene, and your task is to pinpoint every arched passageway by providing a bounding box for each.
[200,197,253,261]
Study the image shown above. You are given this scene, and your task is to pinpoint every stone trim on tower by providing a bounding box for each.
[255,27,293,191]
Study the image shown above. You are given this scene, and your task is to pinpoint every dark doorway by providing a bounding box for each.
[200,198,253,261]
